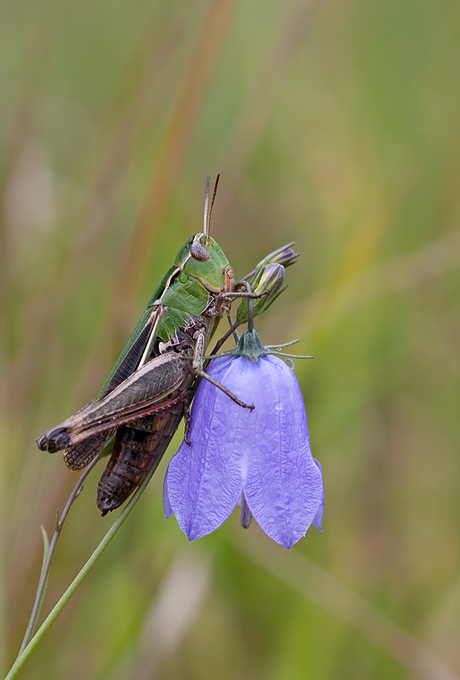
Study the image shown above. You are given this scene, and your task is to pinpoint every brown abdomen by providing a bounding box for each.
[97,402,184,515]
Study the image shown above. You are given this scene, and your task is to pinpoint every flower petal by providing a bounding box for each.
[214,356,323,548]
[164,357,245,540]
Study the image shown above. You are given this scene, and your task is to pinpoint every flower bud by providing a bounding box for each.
[236,263,286,323]
[241,242,299,283]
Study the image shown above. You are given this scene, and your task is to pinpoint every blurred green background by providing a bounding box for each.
[1,0,460,678]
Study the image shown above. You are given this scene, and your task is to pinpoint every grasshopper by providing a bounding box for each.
[37,178,268,515]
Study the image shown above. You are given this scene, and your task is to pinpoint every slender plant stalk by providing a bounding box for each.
[208,319,240,359]
[18,455,101,655]
[5,455,163,680]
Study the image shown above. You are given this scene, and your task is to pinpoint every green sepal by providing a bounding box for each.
[241,242,299,283]
[234,328,267,363]
[237,284,288,323]
[236,263,287,323]
[205,331,313,364]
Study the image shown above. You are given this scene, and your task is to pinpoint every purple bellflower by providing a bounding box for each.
[164,328,324,549]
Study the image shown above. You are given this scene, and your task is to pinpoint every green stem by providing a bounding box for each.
[207,319,240,362]
[18,456,100,655]
[4,456,162,680]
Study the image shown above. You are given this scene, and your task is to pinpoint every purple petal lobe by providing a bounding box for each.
[163,357,245,540]
[163,474,173,520]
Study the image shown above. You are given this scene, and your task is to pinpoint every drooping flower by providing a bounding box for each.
[163,335,324,549]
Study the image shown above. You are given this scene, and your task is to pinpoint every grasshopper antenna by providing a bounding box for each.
[203,176,210,236]
[208,174,220,230]
[203,174,220,241]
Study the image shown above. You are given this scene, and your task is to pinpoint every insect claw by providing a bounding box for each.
[233,396,255,411]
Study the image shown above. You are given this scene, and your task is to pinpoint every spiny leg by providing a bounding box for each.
[192,330,254,410]
[219,291,266,302]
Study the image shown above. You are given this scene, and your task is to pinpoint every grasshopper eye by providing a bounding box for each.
[190,241,210,262]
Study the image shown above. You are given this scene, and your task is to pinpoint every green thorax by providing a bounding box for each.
[156,234,232,341]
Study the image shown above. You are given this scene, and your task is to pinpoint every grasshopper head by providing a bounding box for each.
[174,234,234,294]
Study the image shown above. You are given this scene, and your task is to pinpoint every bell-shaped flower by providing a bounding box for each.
[164,334,323,549]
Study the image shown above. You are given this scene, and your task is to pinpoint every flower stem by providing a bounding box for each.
[4,456,163,680]
[207,319,240,361]
[18,456,101,655]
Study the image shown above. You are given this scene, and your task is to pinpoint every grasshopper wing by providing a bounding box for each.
[64,431,115,470]
[37,350,192,454]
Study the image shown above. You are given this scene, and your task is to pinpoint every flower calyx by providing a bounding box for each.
[206,327,314,365]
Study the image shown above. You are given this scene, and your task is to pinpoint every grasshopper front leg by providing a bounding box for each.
[192,329,254,411]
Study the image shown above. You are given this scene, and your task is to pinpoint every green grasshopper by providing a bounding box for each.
[37,178,295,514]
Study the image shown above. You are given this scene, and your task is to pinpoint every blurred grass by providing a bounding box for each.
[1,0,460,678]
